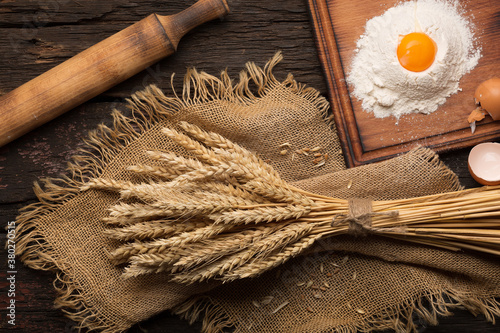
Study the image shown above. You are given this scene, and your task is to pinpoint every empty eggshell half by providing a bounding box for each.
[468,142,500,185]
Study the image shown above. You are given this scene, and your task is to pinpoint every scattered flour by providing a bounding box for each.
[347,0,481,119]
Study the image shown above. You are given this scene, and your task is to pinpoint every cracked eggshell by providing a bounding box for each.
[475,78,500,121]
[468,142,500,186]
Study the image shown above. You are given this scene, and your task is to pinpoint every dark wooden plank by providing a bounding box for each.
[0,102,118,203]
[0,0,497,332]
[0,0,323,95]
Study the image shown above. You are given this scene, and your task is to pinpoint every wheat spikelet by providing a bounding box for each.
[105,220,211,241]
[110,223,234,265]
[173,225,281,271]
[241,179,314,206]
[214,148,283,182]
[124,180,268,206]
[131,252,183,267]
[127,164,182,180]
[162,223,234,247]
[122,263,164,278]
[108,239,168,265]
[103,215,156,226]
[81,177,188,202]
[186,190,265,209]
[144,150,238,186]
[146,150,207,174]
[178,121,263,165]
[211,205,310,225]
[80,178,135,192]
[171,222,314,284]
[166,123,293,188]
[108,202,170,222]
[167,164,241,187]
[125,228,267,275]
[123,252,183,278]
[116,182,189,201]
[197,182,271,204]
[107,192,257,225]
[150,200,225,216]
[222,234,321,281]
[251,222,315,259]
[161,127,221,165]
[147,192,265,218]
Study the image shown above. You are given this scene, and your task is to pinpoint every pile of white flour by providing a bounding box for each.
[347,0,481,119]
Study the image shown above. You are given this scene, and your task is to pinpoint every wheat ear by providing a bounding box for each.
[109,223,233,264]
[173,225,282,271]
[122,252,184,278]
[105,220,211,241]
[127,164,183,180]
[80,178,135,192]
[161,127,221,165]
[221,234,321,281]
[178,121,263,165]
[211,205,310,225]
[171,222,314,284]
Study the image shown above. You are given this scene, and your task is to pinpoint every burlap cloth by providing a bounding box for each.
[16,53,500,332]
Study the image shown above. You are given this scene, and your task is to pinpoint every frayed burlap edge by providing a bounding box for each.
[174,287,500,333]
[13,52,333,332]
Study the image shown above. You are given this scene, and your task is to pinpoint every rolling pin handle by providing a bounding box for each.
[159,0,230,50]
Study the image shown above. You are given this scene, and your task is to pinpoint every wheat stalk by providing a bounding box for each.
[170,222,315,283]
[127,164,183,180]
[223,234,322,281]
[211,205,310,225]
[81,122,500,283]
[123,253,184,278]
[177,121,267,166]
[105,220,212,241]
[173,225,279,271]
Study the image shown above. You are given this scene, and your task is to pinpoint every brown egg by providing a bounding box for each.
[474,78,500,120]
[468,142,500,186]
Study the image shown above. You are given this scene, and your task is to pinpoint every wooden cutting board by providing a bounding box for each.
[307,0,500,167]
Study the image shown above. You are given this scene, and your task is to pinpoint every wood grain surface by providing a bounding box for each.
[0,0,497,332]
[309,0,500,166]
[0,0,230,147]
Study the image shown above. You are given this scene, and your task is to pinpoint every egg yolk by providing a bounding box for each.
[397,32,437,72]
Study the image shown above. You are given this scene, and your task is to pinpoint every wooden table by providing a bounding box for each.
[0,0,497,331]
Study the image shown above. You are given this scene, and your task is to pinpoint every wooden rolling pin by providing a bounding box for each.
[0,0,230,147]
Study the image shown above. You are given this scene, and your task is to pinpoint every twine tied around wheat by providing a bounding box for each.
[331,198,401,237]
[81,121,500,284]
